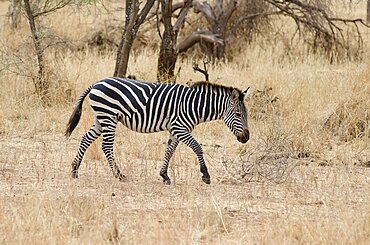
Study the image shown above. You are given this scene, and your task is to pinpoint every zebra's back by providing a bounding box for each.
[89,77,187,133]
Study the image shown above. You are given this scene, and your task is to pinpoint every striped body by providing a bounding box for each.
[66,77,250,184]
[90,78,227,133]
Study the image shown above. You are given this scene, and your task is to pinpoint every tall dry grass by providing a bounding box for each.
[0,1,369,244]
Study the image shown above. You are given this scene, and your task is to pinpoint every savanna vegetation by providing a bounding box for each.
[0,0,369,244]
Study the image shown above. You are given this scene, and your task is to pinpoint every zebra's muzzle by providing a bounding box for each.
[237,130,250,144]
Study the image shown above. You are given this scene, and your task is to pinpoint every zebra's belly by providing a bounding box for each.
[120,114,171,133]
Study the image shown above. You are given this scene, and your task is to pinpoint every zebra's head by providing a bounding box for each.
[224,88,250,143]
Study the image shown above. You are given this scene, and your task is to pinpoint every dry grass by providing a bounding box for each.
[0,1,369,244]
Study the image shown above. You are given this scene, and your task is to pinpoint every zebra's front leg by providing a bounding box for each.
[160,135,179,185]
[101,124,126,181]
[175,131,211,184]
[71,124,102,179]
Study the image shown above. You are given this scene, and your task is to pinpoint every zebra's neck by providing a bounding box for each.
[190,84,231,124]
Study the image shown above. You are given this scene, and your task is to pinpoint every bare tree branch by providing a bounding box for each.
[114,0,156,77]
[134,0,157,30]
[231,11,282,36]
[218,0,237,35]
[114,0,139,77]
[177,30,224,53]
[192,0,238,59]
[193,60,209,81]
[193,1,215,26]
[33,0,73,18]
[263,0,369,60]
[157,0,193,82]
[24,0,48,102]
[157,0,177,82]
[173,0,192,32]
[330,17,370,28]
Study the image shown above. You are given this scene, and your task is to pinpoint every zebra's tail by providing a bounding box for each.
[65,85,94,138]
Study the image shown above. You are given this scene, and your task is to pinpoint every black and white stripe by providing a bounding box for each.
[66,77,250,184]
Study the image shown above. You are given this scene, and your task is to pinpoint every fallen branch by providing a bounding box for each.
[177,30,224,54]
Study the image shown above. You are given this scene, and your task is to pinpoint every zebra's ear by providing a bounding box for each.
[242,87,251,99]
[242,87,250,96]
[231,89,240,103]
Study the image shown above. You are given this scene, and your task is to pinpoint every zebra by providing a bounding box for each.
[65,77,250,184]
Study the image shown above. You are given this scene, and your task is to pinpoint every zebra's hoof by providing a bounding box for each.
[202,177,211,184]
[163,179,172,185]
[117,174,127,182]
[71,172,78,179]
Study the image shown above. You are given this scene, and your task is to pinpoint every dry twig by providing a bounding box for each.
[192,60,209,81]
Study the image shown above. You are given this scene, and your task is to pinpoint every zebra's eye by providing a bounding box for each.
[235,112,241,117]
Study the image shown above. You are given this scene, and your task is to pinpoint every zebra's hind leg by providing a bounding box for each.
[71,120,102,179]
[160,135,179,185]
[101,121,126,181]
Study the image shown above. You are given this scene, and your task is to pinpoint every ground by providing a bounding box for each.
[0,127,369,244]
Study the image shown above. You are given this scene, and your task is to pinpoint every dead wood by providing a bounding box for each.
[192,60,209,81]
[114,0,156,78]
[264,0,370,60]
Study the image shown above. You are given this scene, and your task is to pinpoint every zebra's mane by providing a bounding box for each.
[190,81,241,95]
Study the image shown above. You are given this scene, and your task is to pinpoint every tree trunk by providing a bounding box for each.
[213,0,237,59]
[24,0,49,104]
[114,0,138,78]
[157,0,176,82]
[7,0,22,28]
[157,0,192,82]
[114,0,156,78]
